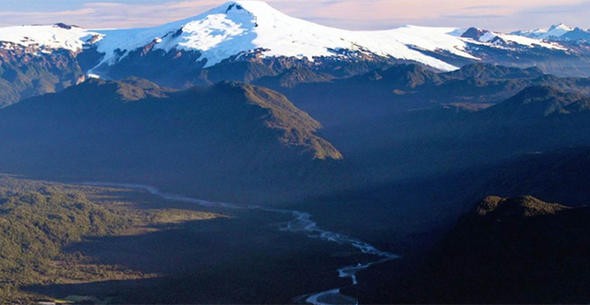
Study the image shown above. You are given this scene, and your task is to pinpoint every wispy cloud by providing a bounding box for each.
[462,5,507,11]
[0,1,221,28]
[443,14,503,20]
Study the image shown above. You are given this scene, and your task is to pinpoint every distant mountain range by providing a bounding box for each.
[2,1,590,107]
[514,23,590,42]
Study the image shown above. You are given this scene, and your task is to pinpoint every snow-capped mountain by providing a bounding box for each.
[90,0,481,72]
[0,23,97,52]
[459,27,565,50]
[0,1,574,73]
[1,0,590,107]
[513,24,590,42]
[514,24,575,39]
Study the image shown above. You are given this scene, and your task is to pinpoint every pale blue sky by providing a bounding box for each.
[0,0,589,31]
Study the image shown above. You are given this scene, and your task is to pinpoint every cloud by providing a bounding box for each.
[0,1,221,28]
[443,14,503,20]
[505,1,590,30]
[0,0,588,31]
[283,0,590,30]
[462,5,507,10]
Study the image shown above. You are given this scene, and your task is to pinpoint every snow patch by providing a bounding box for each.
[463,28,566,51]
[87,73,101,79]
[0,24,98,52]
[496,32,566,49]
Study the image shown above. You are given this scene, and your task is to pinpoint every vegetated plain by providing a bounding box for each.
[0,176,369,304]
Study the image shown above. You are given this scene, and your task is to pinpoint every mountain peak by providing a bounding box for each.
[548,23,574,31]
[513,23,577,40]
[0,1,574,77]
[223,0,280,14]
[544,23,575,37]
[460,27,490,40]
[206,0,284,21]
[88,0,467,72]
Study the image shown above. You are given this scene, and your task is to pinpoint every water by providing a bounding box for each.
[277,209,398,305]
[82,182,399,305]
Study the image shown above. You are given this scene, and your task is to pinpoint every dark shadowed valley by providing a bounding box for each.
[1,1,590,304]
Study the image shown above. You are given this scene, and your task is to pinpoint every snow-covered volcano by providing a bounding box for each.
[0,0,570,73]
[92,0,475,71]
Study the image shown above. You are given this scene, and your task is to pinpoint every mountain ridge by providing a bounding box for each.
[419,195,590,303]
[0,1,582,75]
[514,23,590,42]
[0,78,344,203]
[2,1,590,108]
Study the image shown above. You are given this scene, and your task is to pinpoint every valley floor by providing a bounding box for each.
[1,176,393,304]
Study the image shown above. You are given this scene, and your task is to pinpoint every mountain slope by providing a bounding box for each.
[228,82,342,160]
[514,23,590,42]
[88,1,474,72]
[0,79,342,203]
[0,2,580,79]
[0,46,86,106]
[267,63,590,129]
[411,195,590,303]
[292,81,590,194]
[2,2,590,106]
[86,1,584,79]
[483,85,590,120]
